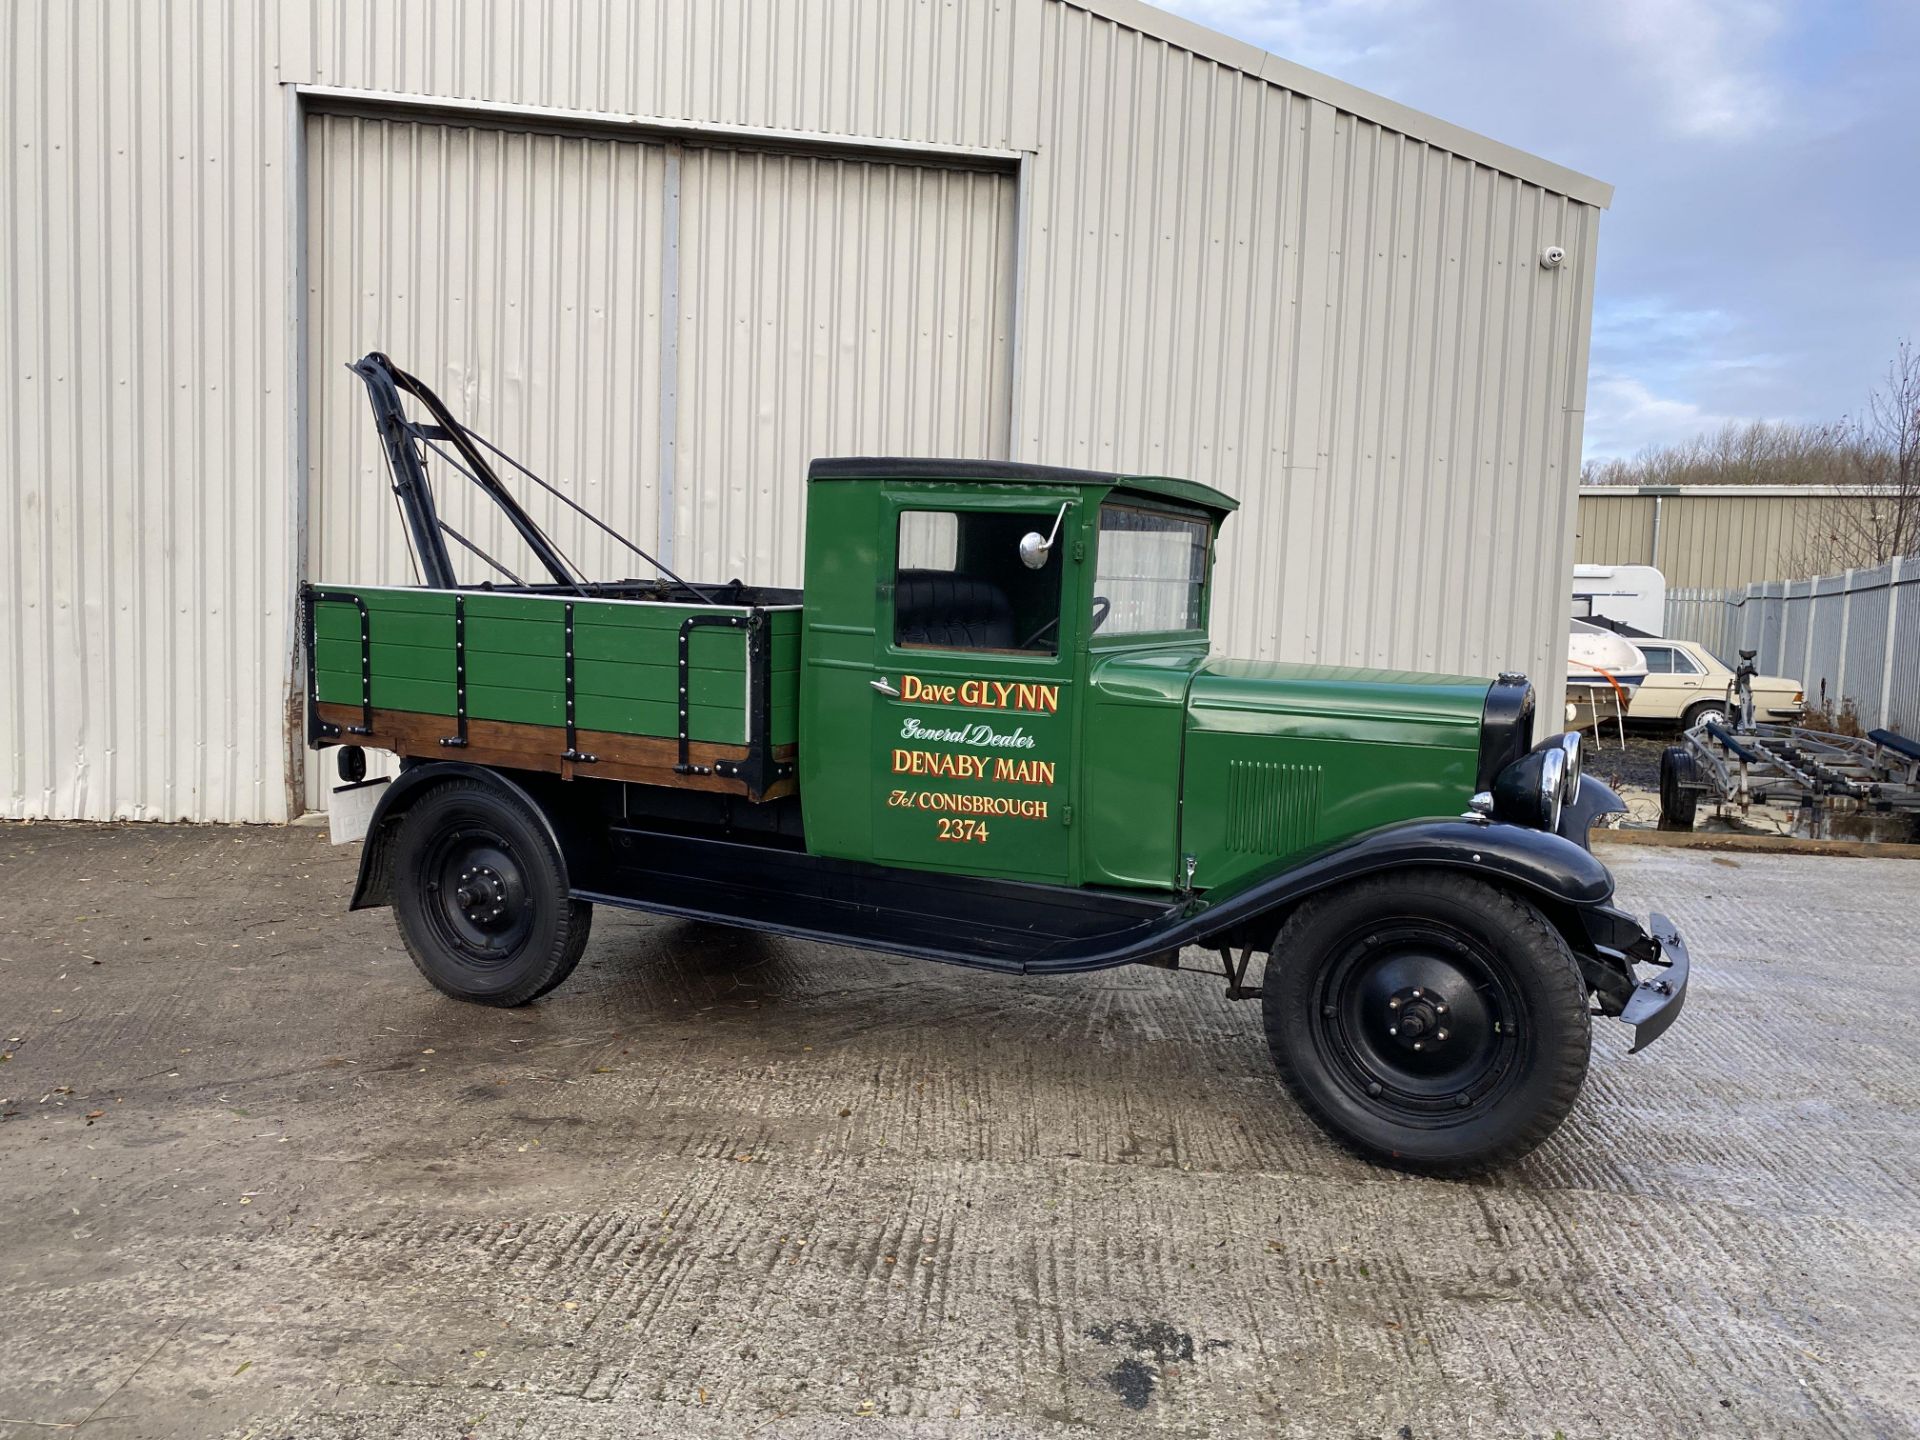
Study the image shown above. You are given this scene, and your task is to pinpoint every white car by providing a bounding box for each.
[1629,638,1805,730]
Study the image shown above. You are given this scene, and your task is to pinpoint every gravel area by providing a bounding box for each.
[1,823,1916,1438]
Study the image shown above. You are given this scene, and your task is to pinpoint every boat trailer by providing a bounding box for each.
[1662,721,1920,831]
[1658,650,1920,836]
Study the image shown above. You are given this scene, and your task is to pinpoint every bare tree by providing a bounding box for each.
[1581,417,1863,489]
[1808,339,1920,569]
[1583,340,1920,577]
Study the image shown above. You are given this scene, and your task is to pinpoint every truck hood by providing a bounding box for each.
[1187,659,1491,749]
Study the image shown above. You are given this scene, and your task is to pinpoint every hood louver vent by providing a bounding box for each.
[1223,760,1322,856]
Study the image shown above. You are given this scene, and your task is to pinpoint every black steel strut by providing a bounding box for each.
[353,354,458,589]
[349,353,581,592]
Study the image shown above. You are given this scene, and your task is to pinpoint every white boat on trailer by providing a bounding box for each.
[1567,619,1648,742]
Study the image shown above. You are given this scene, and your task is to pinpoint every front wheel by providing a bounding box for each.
[391,779,592,1006]
[1261,871,1591,1176]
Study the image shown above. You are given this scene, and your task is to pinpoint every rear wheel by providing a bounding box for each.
[392,779,591,1006]
[1658,746,1700,831]
[1261,871,1591,1176]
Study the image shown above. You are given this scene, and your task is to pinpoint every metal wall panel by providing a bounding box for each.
[7,0,1610,820]
[1,0,293,821]
[1891,559,1920,737]
[1016,2,1598,695]
[1576,488,1894,589]
[1662,589,1738,665]
[1667,558,1919,733]
[1574,494,1656,570]
[290,0,1032,152]
[1839,563,1892,725]
[1664,493,1807,589]
[674,148,1017,587]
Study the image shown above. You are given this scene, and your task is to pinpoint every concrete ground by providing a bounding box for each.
[1,825,1916,1440]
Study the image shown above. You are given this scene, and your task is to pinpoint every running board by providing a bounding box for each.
[573,825,1182,974]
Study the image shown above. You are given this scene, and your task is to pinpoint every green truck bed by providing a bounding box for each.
[307,584,801,799]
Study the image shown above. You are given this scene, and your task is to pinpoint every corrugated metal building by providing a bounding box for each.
[1574,485,1898,589]
[3,0,1611,822]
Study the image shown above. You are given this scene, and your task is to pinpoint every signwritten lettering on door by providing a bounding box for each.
[884,673,1061,844]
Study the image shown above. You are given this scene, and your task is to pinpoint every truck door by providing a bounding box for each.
[869,495,1080,883]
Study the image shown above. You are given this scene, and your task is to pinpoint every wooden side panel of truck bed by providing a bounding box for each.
[309,585,799,799]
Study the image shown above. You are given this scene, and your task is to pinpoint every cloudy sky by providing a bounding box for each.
[1158,0,1920,461]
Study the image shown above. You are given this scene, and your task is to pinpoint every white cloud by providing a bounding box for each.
[1583,375,1734,460]
[1153,0,1419,75]
[1586,0,1787,140]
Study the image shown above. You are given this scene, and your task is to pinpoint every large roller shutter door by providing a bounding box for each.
[305,113,669,594]
[672,148,1017,585]
[308,116,1015,598]
[302,112,1015,803]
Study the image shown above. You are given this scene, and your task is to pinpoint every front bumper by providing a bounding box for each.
[1619,912,1689,1053]
[1575,905,1691,1053]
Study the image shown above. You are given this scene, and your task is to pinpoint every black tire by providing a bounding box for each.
[1658,746,1700,831]
[1682,700,1728,732]
[391,779,591,1006]
[1261,870,1591,1176]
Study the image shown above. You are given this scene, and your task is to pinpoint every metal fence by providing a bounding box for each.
[1665,556,1918,734]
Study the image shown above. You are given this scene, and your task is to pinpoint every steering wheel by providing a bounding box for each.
[1020,596,1111,651]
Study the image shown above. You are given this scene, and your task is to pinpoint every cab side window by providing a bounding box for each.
[1642,646,1674,674]
[1669,647,1704,675]
[894,509,1064,655]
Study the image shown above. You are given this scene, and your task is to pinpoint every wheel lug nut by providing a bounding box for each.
[1435,1003,1448,1015]
[1436,1029,1449,1042]
[1413,1041,1424,1051]
[1389,997,1402,1010]
[1366,1082,1383,1097]
[1388,1026,1398,1036]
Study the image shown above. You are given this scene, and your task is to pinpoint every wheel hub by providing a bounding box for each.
[421,828,533,962]
[1385,987,1452,1052]
[1313,923,1520,1120]
[455,865,513,930]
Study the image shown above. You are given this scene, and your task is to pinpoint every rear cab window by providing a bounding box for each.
[893,508,1066,655]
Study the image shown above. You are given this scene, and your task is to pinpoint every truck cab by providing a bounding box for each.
[799,459,1493,897]
[310,355,1690,1177]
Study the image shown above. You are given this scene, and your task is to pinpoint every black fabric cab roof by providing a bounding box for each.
[807,456,1239,516]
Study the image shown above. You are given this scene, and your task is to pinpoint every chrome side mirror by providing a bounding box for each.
[1019,502,1070,571]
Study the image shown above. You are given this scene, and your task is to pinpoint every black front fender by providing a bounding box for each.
[347,761,569,910]
[1198,817,1613,929]
[1029,817,1615,972]
[1167,817,1605,963]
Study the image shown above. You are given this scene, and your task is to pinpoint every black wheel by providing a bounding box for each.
[1682,700,1728,732]
[1261,871,1591,1176]
[391,779,591,1006]
[1658,746,1700,831]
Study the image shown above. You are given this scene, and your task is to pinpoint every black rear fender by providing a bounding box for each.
[348,762,575,910]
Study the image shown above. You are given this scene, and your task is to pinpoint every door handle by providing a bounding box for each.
[871,677,901,699]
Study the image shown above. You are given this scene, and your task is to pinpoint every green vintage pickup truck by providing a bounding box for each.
[308,355,1689,1175]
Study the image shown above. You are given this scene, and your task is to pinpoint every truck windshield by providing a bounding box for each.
[1095,502,1209,635]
